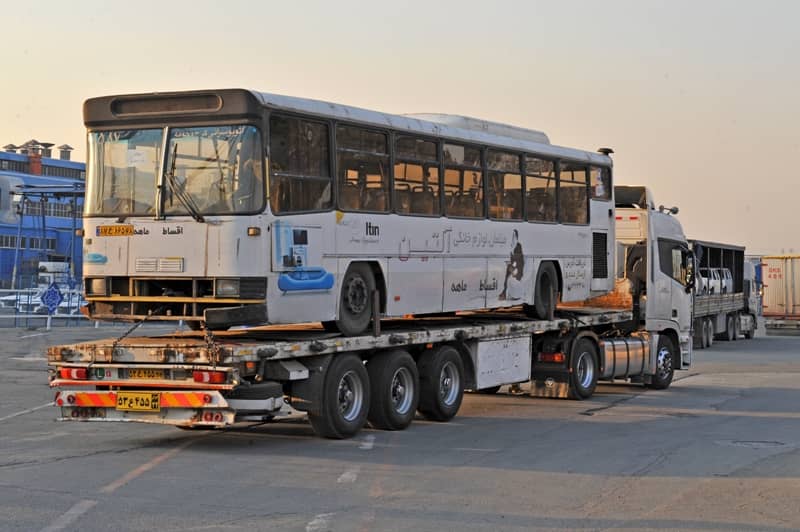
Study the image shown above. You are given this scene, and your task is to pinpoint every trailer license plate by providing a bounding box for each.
[96,224,134,237]
[116,392,161,412]
[128,368,164,380]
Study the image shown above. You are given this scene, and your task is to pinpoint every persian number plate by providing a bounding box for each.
[115,392,161,412]
[128,368,164,380]
[96,225,134,237]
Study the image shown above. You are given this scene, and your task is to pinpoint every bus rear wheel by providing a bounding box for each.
[526,262,557,320]
[335,263,376,336]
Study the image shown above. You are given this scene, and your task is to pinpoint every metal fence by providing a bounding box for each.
[0,288,89,328]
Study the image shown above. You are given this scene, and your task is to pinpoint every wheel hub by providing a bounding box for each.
[345,276,368,314]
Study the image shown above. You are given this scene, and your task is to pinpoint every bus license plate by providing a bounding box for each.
[128,368,164,380]
[96,225,134,237]
[116,392,161,412]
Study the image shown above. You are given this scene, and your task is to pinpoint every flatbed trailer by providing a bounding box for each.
[47,307,680,438]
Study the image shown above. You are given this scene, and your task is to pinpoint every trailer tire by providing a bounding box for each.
[335,263,376,337]
[528,262,557,320]
[744,317,755,339]
[418,346,464,422]
[367,350,419,430]
[569,337,598,399]
[701,320,710,349]
[308,354,370,439]
[646,335,675,390]
[732,314,740,341]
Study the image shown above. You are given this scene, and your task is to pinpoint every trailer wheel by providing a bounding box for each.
[732,315,740,341]
[646,336,675,390]
[701,320,710,349]
[366,350,419,430]
[569,338,598,399]
[308,354,370,439]
[335,263,375,337]
[527,262,557,320]
[418,346,464,422]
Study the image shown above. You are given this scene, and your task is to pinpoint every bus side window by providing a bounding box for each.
[336,125,389,213]
[443,143,483,218]
[394,135,441,216]
[590,165,611,200]
[525,156,556,222]
[487,150,522,220]
[558,162,589,225]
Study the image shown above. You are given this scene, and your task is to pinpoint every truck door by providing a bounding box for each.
[656,239,693,333]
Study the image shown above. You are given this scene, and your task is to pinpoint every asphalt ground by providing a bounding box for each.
[1,325,799,531]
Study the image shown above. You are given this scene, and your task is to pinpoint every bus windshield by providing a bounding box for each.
[86,125,264,216]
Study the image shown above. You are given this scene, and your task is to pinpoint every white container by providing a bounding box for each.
[762,255,800,318]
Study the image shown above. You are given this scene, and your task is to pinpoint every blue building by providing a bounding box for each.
[0,141,85,289]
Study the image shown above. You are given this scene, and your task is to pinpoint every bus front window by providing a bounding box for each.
[86,129,163,216]
[164,125,264,215]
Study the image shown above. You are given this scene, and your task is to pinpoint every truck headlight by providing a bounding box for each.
[215,279,240,297]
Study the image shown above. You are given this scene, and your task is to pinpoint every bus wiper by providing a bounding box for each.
[164,144,205,223]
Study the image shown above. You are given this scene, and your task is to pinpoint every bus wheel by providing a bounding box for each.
[308,354,370,439]
[367,350,419,430]
[529,263,557,320]
[418,346,464,422]
[336,263,376,336]
[646,336,675,390]
[569,338,598,399]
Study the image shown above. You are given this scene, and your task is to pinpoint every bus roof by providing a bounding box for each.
[253,90,611,166]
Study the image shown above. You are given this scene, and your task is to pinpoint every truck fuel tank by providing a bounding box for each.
[599,336,649,379]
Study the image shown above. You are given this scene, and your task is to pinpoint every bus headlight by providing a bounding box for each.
[215,279,240,297]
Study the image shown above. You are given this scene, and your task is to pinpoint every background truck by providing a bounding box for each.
[761,254,800,321]
[690,240,762,348]
[47,185,694,438]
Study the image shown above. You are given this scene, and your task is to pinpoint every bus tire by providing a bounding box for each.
[418,346,464,422]
[335,263,376,336]
[646,335,675,390]
[569,337,598,399]
[308,353,370,439]
[367,350,419,430]
[530,262,557,321]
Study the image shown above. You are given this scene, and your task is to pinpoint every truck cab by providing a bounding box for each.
[614,186,694,368]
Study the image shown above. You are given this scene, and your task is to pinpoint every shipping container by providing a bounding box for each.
[762,255,800,319]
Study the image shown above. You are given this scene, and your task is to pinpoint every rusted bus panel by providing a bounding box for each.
[762,255,800,319]
[561,279,633,310]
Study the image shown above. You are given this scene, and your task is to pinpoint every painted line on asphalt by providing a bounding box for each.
[99,439,194,494]
[337,466,361,483]
[359,434,375,450]
[306,512,335,532]
[10,356,48,362]
[40,499,97,532]
[0,402,53,422]
[20,332,51,339]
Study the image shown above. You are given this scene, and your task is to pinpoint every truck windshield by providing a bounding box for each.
[86,125,264,216]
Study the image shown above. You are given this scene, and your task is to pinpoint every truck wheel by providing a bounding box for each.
[569,337,598,399]
[706,319,714,348]
[646,336,675,390]
[744,317,755,339]
[701,320,710,349]
[367,350,419,430]
[732,315,740,341]
[308,354,370,439]
[527,262,557,320]
[725,315,735,341]
[335,263,375,337]
[418,346,464,422]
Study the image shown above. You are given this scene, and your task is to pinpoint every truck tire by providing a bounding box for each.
[646,336,675,390]
[308,354,370,439]
[569,337,598,399]
[700,320,709,349]
[725,315,735,341]
[418,346,464,422]
[367,350,419,430]
[706,319,714,348]
[732,314,740,341]
[744,316,755,339]
[527,262,557,320]
[335,263,375,337]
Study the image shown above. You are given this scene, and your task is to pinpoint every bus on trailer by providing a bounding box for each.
[82,89,615,335]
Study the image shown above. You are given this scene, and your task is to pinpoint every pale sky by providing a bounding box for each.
[1,0,798,255]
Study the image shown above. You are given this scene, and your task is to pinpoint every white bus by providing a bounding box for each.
[82,89,615,335]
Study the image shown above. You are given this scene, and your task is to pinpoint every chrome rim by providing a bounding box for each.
[344,275,368,315]
[337,370,364,422]
[439,361,460,406]
[576,351,595,389]
[391,366,414,415]
[656,346,673,380]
